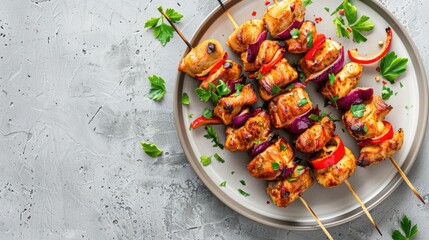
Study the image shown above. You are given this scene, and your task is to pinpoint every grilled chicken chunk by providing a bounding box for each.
[199,60,242,90]
[285,20,317,54]
[267,165,313,207]
[227,20,266,53]
[214,83,258,125]
[259,58,298,101]
[225,110,271,152]
[313,147,357,188]
[342,95,392,140]
[358,129,404,167]
[241,40,285,72]
[295,117,335,153]
[263,0,305,39]
[247,137,294,180]
[178,39,225,78]
[269,87,312,129]
[298,39,342,77]
[320,62,363,100]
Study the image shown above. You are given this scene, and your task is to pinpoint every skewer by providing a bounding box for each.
[344,179,382,236]
[216,0,239,28]
[157,7,193,49]
[299,197,334,240]
[389,157,425,204]
[273,0,279,4]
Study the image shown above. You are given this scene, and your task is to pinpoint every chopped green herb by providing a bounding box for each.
[256,73,263,80]
[231,171,235,175]
[280,144,288,151]
[306,32,314,48]
[271,162,280,171]
[219,181,227,187]
[195,80,231,105]
[285,83,295,91]
[363,124,368,133]
[331,96,339,108]
[272,85,281,95]
[238,189,250,197]
[405,105,414,110]
[188,113,193,118]
[257,163,262,168]
[400,82,404,88]
[181,92,190,105]
[382,85,394,100]
[216,80,231,96]
[234,84,244,97]
[287,177,297,182]
[290,28,300,39]
[329,73,336,86]
[395,92,398,96]
[392,215,418,240]
[298,98,309,107]
[239,180,246,186]
[253,139,264,145]
[145,7,183,46]
[308,113,320,122]
[296,166,304,175]
[200,155,211,166]
[202,108,213,119]
[380,51,408,83]
[214,153,225,163]
[140,142,163,158]
[302,0,313,8]
[298,68,306,82]
[204,125,224,149]
[148,75,166,101]
[350,104,366,118]
[324,7,330,12]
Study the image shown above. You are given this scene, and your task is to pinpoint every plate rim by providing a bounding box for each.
[173,0,428,230]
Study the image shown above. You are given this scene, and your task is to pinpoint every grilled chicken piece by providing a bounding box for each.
[247,137,294,180]
[285,20,317,54]
[295,117,335,153]
[263,0,305,39]
[214,83,258,125]
[321,62,363,100]
[225,110,271,152]
[313,147,357,188]
[358,129,404,167]
[241,40,285,72]
[267,165,313,207]
[342,95,392,140]
[269,87,312,129]
[178,39,225,78]
[199,61,242,89]
[298,39,342,77]
[259,58,298,101]
[227,20,266,53]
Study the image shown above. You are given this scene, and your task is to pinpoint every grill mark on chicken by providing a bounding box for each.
[298,39,342,76]
[295,117,335,153]
[259,58,298,101]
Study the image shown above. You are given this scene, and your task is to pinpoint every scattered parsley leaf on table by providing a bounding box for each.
[380,51,408,83]
[392,215,418,240]
[140,142,163,158]
[144,6,183,46]
[148,75,166,101]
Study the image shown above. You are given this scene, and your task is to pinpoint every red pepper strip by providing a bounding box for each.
[310,135,345,170]
[358,121,394,147]
[190,116,223,129]
[348,27,393,64]
[197,52,229,81]
[304,34,326,61]
[259,51,284,75]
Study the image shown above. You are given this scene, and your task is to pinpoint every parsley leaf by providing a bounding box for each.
[202,108,213,119]
[298,68,306,82]
[204,126,224,149]
[181,92,190,105]
[188,113,193,118]
[148,75,166,101]
[298,98,309,107]
[214,153,225,163]
[216,80,231,96]
[392,215,418,240]
[271,162,280,171]
[153,24,174,46]
[145,7,183,46]
[280,144,288,151]
[290,28,300,39]
[302,0,313,8]
[331,96,339,109]
[165,8,183,23]
[234,84,244,97]
[238,189,250,197]
[329,73,336,86]
[272,85,281,95]
[144,17,160,28]
[306,32,314,48]
[380,51,408,83]
[195,87,212,102]
[140,142,163,158]
[219,181,227,187]
[363,124,368,133]
[350,104,366,118]
[240,180,246,186]
[194,81,231,105]
[200,155,212,166]
[382,85,394,100]
[324,7,330,13]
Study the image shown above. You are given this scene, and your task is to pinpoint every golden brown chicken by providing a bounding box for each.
[241,40,285,72]
[247,137,294,180]
[342,95,392,141]
[199,60,242,90]
[225,110,271,152]
[178,39,226,78]
[313,147,357,188]
[285,20,317,54]
[358,129,404,167]
[295,116,335,153]
[227,20,266,53]
[214,83,258,125]
[266,165,313,207]
[263,0,305,39]
[269,87,312,129]
[259,58,298,101]
[320,62,363,100]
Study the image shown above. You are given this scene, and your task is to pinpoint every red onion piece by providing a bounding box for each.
[279,166,296,179]
[231,107,263,129]
[277,20,304,40]
[337,87,374,111]
[227,76,246,95]
[249,133,278,157]
[285,106,320,135]
[246,31,268,63]
[306,45,344,83]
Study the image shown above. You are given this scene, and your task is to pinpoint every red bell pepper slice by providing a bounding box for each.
[348,27,393,64]
[197,52,229,81]
[304,34,326,61]
[310,135,345,170]
[190,116,223,129]
[358,121,394,146]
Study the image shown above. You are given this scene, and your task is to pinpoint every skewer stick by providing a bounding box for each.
[299,197,333,240]
[216,0,239,28]
[273,0,279,5]
[157,7,192,49]
[389,157,425,204]
[344,179,382,236]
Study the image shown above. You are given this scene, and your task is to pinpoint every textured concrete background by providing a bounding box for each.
[0,0,428,239]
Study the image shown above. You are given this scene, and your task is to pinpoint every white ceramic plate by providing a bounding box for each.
[174,0,428,230]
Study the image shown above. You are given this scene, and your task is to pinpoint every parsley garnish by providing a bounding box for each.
[253,139,264,145]
[306,32,314,48]
[287,177,297,182]
[285,83,295,91]
[298,98,309,107]
[271,162,280,171]
[234,84,244,97]
[140,142,163,158]
[380,51,408,83]
[145,7,183,46]
[324,7,330,12]
[240,180,246,186]
[238,189,250,197]
[363,124,368,133]
[214,153,225,163]
[331,96,339,108]
[202,108,213,119]
[302,0,313,8]
[219,181,227,187]
[272,85,281,95]
[148,75,166,101]
[217,80,232,96]
[280,144,288,151]
[194,80,231,105]
[350,104,366,118]
[329,73,336,86]
[204,126,224,149]
[181,92,190,105]
[297,68,306,82]
[256,73,263,80]
[382,85,394,100]
[400,82,404,88]
[392,215,418,240]
[296,166,304,175]
[290,28,300,39]
[200,155,212,166]
[188,113,193,118]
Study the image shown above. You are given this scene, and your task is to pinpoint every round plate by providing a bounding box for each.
[174,0,428,230]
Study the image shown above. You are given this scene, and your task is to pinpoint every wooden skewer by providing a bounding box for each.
[216,0,239,28]
[344,179,382,236]
[157,7,192,49]
[299,197,334,240]
[273,0,279,5]
[389,156,425,204]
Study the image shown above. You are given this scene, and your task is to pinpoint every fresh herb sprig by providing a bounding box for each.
[195,80,231,105]
[392,215,418,240]
[204,125,224,149]
[145,7,183,46]
[148,75,166,101]
[140,142,163,158]
[380,51,408,83]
